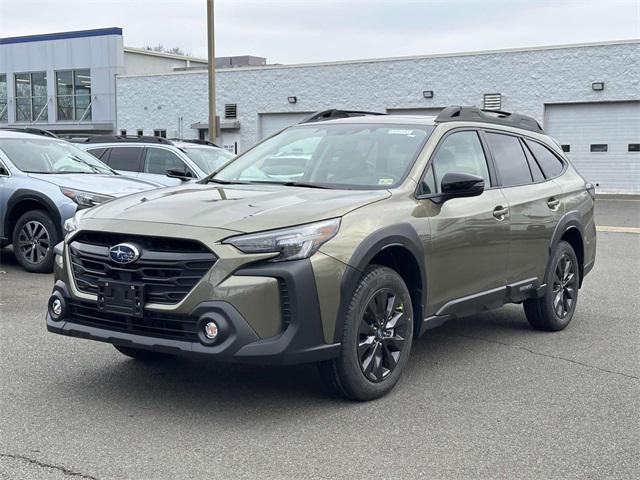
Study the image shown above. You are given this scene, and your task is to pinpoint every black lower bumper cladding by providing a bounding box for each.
[46,260,340,365]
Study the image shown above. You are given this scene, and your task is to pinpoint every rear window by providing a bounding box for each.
[485,132,533,187]
[106,147,141,172]
[524,139,564,178]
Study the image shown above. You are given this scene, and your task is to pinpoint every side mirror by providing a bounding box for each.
[166,169,192,181]
[439,172,484,201]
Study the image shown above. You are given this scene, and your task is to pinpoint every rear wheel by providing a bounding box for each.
[524,240,579,331]
[114,345,175,361]
[319,265,413,401]
[12,210,59,273]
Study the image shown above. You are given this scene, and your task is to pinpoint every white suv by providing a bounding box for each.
[75,136,235,187]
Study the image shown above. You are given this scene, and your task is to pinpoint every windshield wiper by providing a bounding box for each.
[203,178,251,185]
[248,180,331,189]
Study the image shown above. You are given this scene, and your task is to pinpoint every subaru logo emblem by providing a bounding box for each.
[109,243,140,264]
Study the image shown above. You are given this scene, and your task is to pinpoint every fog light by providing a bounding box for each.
[51,298,62,316]
[204,321,219,340]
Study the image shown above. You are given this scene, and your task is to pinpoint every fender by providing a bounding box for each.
[545,209,584,283]
[333,223,427,343]
[6,189,63,239]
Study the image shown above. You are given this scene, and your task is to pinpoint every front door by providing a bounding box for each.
[418,129,511,316]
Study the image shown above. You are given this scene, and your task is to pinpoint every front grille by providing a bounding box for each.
[69,231,217,304]
[68,300,199,341]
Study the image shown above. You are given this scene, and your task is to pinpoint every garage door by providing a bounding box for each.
[386,107,442,116]
[258,112,313,140]
[544,101,640,194]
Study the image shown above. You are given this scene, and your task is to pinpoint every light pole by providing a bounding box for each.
[207,0,216,142]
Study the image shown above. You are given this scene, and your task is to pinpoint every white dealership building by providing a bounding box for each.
[0,29,638,193]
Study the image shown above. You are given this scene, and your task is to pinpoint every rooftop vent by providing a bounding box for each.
[483,93,502,111]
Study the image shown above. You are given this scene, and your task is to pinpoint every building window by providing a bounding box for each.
[56,69,91,121]
[628,144,640,152]
[483,93,501,111]
[137,129,143,136]
[590,144,608,153]
[120,129,127,136]
[561,145,570,153]
[225,104,237,119]
[0,74,7,122]
[153,129,167,138]
[15,72,48,122]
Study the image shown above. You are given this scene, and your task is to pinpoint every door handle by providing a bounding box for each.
[547,197,560,210]
[493,205,509,221]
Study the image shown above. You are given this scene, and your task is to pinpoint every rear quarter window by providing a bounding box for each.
[524,139,565,178]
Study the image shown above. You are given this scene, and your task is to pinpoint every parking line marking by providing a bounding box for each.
[597,226,640,234]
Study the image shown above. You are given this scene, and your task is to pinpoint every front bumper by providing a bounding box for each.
[47,259,341,365]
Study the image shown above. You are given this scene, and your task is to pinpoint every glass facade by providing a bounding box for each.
[56,69,91,121]
[0,75,7,122]
[15,71,48,122]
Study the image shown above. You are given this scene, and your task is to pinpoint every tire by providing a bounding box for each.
[12,210,59,273]
[524,240,580,331]
[114,345,175,361]
[319,265,414,401]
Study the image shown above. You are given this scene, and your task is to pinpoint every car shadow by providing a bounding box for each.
[0,246,19,266]
[55,305,536,416]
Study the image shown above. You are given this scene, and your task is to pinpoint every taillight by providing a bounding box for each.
[585,182,596,200]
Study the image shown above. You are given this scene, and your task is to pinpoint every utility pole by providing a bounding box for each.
[206,0,216,142]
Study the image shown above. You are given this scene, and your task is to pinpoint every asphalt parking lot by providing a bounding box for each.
[1,199,639,480]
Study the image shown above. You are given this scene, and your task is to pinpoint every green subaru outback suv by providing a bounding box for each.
[46,107,596,401]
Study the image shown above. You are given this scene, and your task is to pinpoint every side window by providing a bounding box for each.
[86,147,107,160]
[144,147,193,176]
[520,139,545,182]
[418,164,436,195]
[524,139,564,178]
[430,131,490,192]
[106,147,142,172]
[485,132,533,187]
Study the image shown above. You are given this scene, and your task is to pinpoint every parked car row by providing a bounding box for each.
[0,129,233,272]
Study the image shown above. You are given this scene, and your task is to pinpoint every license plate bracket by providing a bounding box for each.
[97,280,145,318]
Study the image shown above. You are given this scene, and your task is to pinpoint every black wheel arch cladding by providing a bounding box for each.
[334,223,426,343]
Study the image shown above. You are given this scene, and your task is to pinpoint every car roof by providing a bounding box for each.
[0,130,58,140]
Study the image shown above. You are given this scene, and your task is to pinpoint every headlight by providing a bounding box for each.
[60,187,114,209]
[223,218,341,262]
[63,209,87,236]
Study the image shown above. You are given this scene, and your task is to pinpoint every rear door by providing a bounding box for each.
[102,146,144,179]
[484,131,563,286]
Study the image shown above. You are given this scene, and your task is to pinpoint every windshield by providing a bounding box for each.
[0,137,115,174]
[182,146,235,174]
[212,123,433,189]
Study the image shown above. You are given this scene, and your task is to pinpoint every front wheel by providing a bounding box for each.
[12,210,59,273]
[319,265,413,401]
[524,240,580,331]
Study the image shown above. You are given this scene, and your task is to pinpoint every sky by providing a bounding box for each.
[1,0,638,64]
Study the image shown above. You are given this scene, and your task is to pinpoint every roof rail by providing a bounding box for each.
[70,135,174,145]
[299,109,385,124]
[0,127,59,138]
[435,106,543,133]
[169,138,221,148]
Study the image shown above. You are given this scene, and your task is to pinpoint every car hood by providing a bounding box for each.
[82,183,390,233]
[28,173,161,197]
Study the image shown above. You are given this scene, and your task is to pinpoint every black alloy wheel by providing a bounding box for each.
[551,252,577,319]
[358,288,409,382]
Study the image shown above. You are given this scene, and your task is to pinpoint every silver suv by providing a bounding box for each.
[75,136,235,186]
[0,130,160,273]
